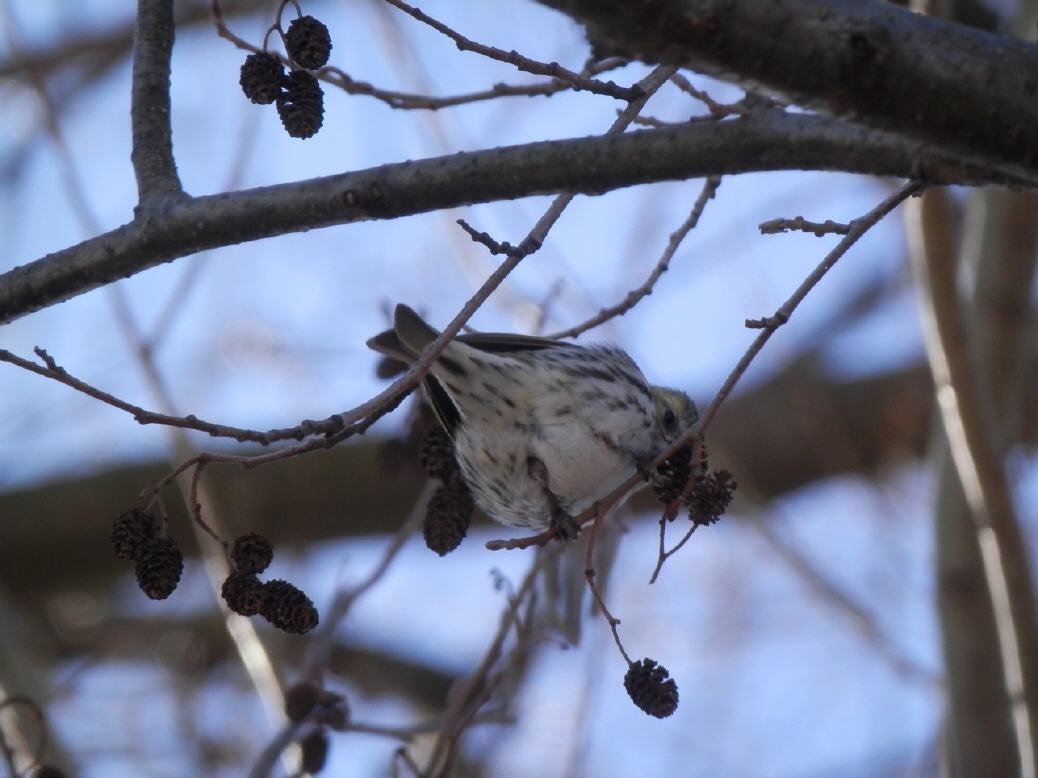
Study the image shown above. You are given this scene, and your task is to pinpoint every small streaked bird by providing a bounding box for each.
[368,304,698,537]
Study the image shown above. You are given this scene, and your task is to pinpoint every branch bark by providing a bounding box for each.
[129,0,183,205]
[932,189,1038,777]
[535,0,1038,184]
[907,189,1038,778]
[0,111,1006,325]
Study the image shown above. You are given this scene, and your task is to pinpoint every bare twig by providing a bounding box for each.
[131,61,681,512]
[669,72,747,118]
[421,549,555,776]
[0,347,336,444]
[487,181,924,551]
[629,114,684,129]
[322,66,587,110]
[759,216,851,236]
[457,219,537,257]
[545,176,721,340]
[582,510,632,665]
[211,0,625,111]
[460,62,677,272]
[649,520,700,585]
[302,481,435,678]
[380,0,641,101]
[714,182,924,427]
[248,724,303,778]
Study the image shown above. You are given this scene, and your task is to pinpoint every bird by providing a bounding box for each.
[367,304,698,538]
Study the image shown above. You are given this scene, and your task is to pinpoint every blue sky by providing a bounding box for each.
[2,1,1032,776]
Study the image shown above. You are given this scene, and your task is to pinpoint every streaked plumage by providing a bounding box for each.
[368,304,697,533]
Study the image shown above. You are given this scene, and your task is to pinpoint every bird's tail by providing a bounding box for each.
[365,304,440,363]
[393,304,440,355]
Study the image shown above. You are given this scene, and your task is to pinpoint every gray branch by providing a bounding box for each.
[0,111,1006,325]
[130,0,183,205]
[535,0,1038,184]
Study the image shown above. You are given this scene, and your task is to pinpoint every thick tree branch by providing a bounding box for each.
[130,0,183,205]
[536,0,1038,185]
[0,112,1004,325]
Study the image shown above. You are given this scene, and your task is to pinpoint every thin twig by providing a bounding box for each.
[545,176,721,340]
[0,347,326,444]
[629,114,685,129]
[380,0,641,101]
[302,481,435,678]
[456,219,536,257]
[247,719,306,778]
[487,181,924,551]
[210,0,623,111]
[582,509,632,665]
[759,216,850,236]
[152,63,680,521]
[422,549,556,776]
[648,439,706,582]
[669,72,747,118]
[323,66,590,110]
[704,181,924,431]
[649,521,700,585]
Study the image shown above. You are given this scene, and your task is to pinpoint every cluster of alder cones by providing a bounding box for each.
[111,511,318,634]
[239,14,332,139]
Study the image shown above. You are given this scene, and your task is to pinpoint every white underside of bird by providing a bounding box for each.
[440,345,655,528]
[368,304,696,532]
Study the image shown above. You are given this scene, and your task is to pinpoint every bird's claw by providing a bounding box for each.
[635,455,658,482]
[549,509,581,542]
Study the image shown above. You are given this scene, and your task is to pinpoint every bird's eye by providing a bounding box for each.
[662,408,677,431]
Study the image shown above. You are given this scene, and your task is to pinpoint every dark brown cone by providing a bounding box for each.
[651,445,693,505]
[261,579,319,634]
[134,537,184,600]
[285,15,333,70]
[624,658,679,718]
[420,426,458,481]
[285,681,321,722]
[230,532,274,574]
[111,507,158,560]
[239,52,284,104]
[299,728,329,773]
[276,70,324,139]
[221,572,267,616]
[687,469,736,527]
[316,692,350,731]
[422,474,473,556]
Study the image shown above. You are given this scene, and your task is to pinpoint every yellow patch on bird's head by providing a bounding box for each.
[651,387,698,443]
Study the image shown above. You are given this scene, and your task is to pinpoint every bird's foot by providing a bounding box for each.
[635,454,658,482]
[549,508,581,542]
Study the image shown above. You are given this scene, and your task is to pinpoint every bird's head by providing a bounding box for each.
[651,387,698,445]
